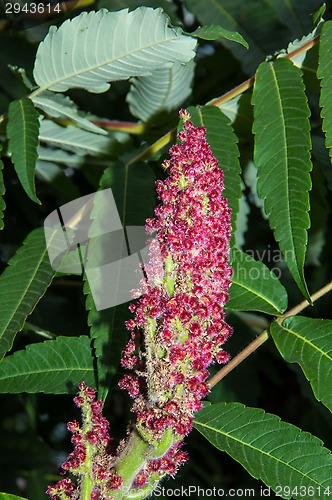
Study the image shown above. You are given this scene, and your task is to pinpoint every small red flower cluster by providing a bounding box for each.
[119,109,233,484]
[47,382,122,499]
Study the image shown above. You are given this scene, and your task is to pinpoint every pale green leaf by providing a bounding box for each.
[188,105,241,237]
[318,20,332,161]
[127,61,195,122]
[252,58,312,301]
[33,8,196,93]
[39,119,115,156]
[7,98,40,204]
[0,159,5,230]
[32,92,107,135]
[194,402,332,499]
[312,3,326,27]
[0,228,55,361]
[271,316,332,413]
[189,25,248,48]
[227,248,288,315]
[0,336,95,394]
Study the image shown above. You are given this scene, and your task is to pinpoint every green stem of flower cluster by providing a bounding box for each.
[80,441,94,500]
[112,428,176,499]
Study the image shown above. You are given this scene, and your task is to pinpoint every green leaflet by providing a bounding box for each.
[227,248,288,315]
[189,105,241,239]
[0,159,5,230]
[318,20,332,161]
[0,228,55,361]
[127,61,195,122]
[252,58,312,302]
[271,316,332,413]
[7,98,40,204]
[84,160,156,400]
[39,119,116,156]
[32,92,107,135]
[194,402,332,499]
[189,25,248,48]
[0,336,95,393]
[33,8,196,93]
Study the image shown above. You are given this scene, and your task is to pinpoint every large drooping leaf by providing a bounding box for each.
[252,58,312,301]
[0,228,55,361]
[84,159,157,401]
[0,336,95,394]
[0,159,5,230]
[127,61,195,122]
[32,92,107,135]
[33,8,196,93]
[39,119,116,156]
[7,98,40,204]
[189,106,241,238]
[185,0,289,74]
[194,402,332,498]
[271,316,332,413]
[227,248,288,315]
[318,20,332,161]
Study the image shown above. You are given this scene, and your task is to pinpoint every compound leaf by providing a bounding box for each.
[252,58,312,301]
[33,8,196,93]
[7,98,40,204]
[194,402,332,499]
[271,316,332,413]
[0,336,95,394]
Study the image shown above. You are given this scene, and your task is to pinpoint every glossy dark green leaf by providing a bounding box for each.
[194,402,332,498]
[252,58,312,301]
[7,98,40,204]
[0,336,95,394]
[271,316,332,413]
[0,228,55,361]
